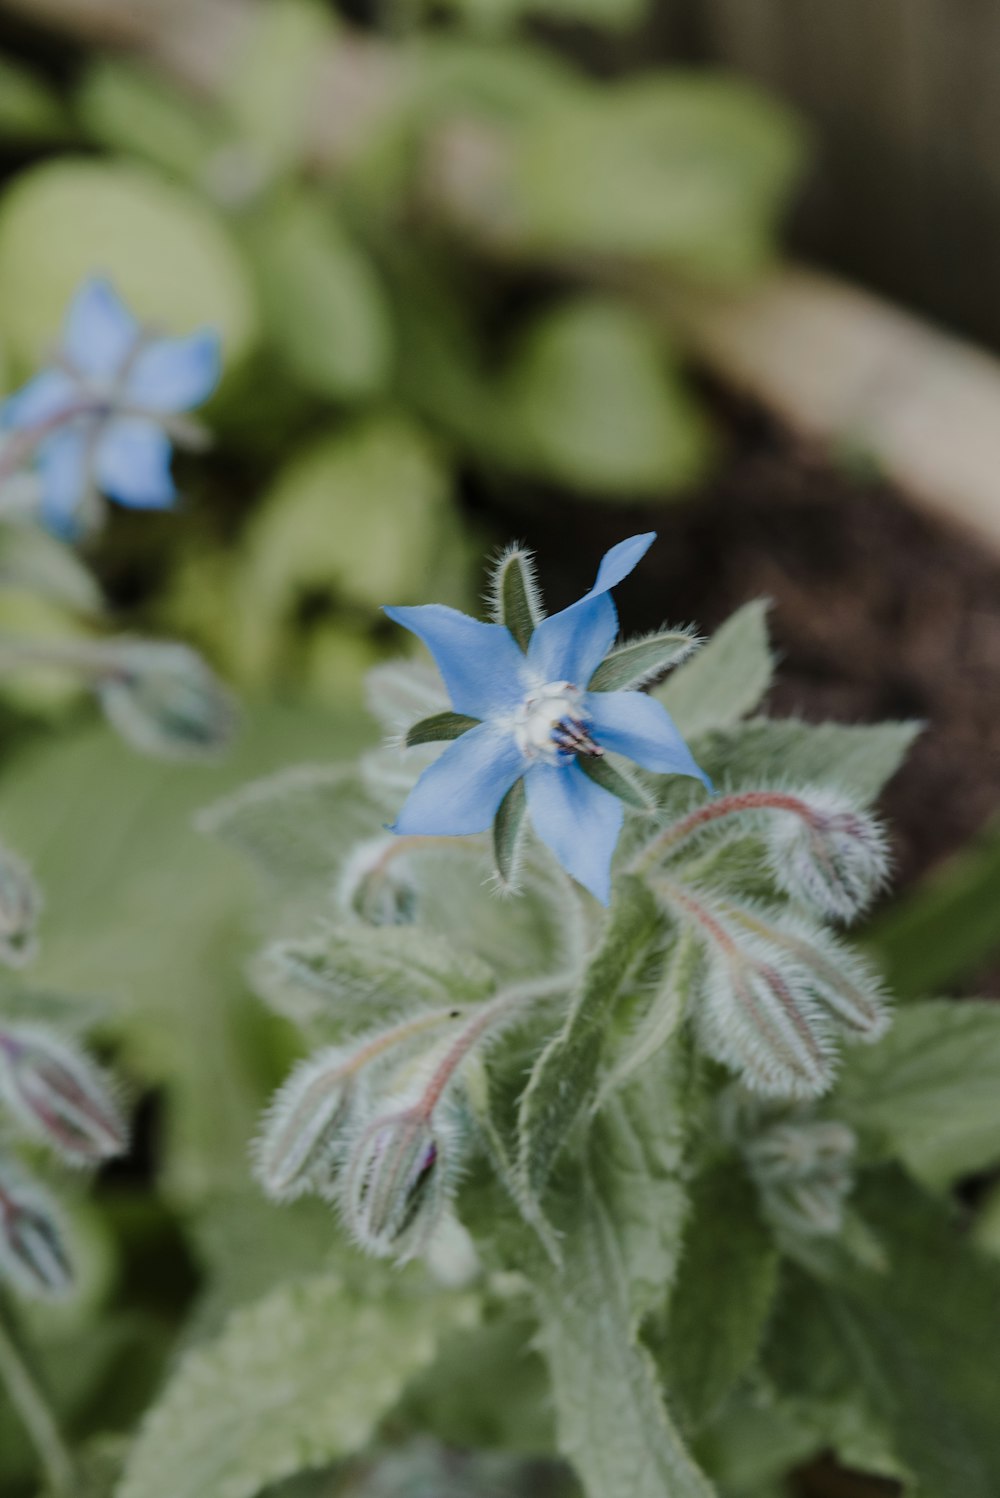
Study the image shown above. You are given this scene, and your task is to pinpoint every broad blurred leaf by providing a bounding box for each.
[865,818,1000,999]
[0,520,102,614]
[836,999,1000,1188]
[233,416,458,681]
[220,0,336,177]
[698,718,919,804]
[0,56,68,143]
[0,159,258,375]
[504,297,711,497]
[117,1271,478,1498]
[77,62,222,181]
[249,194,393,400]
[510,78,805,275]
[655,601,773,737]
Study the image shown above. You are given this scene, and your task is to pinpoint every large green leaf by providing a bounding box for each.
[510,78,805,276]
[0,159,258,375]
[655,601,773,739]
[78,61,222,179]
[117,1272,478,1498]
[835,999,1000,1188]
[0,706,370,1199]
[248,195,393,401]
[697,718,919,804]
[503,296,711,497]
[653,1163,778,1432]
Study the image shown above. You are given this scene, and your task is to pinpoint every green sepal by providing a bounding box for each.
[491,547,542,651]
[493,777,527,889]
[589,628,699,692]
[580,754,656,811]
[405,711,480,747]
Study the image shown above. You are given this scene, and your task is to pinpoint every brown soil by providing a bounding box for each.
[476,395,1000,899]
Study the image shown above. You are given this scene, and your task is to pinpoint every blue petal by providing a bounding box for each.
[94,418,176,510]
[527,532,656,685]
[37,429,89,537]
[63,278,139,380]
[2,371,77,432]
[525,759,624,904]
[586,690,711,787]
[126,330,221,412]
[383,604,526,720]
[392,723,525,836]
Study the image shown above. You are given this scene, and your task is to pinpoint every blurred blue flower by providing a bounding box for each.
[1,278,220,535]
[386,533,710,904]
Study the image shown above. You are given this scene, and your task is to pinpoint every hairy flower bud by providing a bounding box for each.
[0,841,42,969]
[342,1108,454,1262]
[94,641,237,760]
[746,1117,857,1237]
[253,1047,356,1202]
[0,1026,128,1165]
[765,789,889,923]
[337,836,417,926]
[0,1164,73,1298]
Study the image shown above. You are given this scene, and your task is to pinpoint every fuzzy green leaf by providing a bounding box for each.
[405,710,479,747]
[492,548,540,651]
[117,1272,478,1498]
[654,1163,778,1431]
[493,777,527,889]
[656,601,773,738]
[579,754,655,811]
[589,629,699,692]
[698,717,920,805]
[517,877,663,1211]
[597,931,696,1106]
[835,999,1000,1188]
[253,925,496,1035]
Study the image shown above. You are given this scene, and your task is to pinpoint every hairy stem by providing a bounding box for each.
[632,790,819,871]
[0,1300,75,1495]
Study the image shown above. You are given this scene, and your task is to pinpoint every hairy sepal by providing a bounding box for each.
[488,544,543,651]
[589,626,700,693]
[405,710,480,748]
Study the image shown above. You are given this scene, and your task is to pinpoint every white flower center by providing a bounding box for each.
[513,681,601,764]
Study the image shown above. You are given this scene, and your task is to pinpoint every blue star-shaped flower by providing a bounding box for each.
[385,532,710,904]
[1,278,220,535]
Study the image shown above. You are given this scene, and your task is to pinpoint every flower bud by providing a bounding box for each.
[696,939,836,1100]
[337,837,417,926]
[342,1108,454,1262]
[766,789,889,923]
[0,1026,128,1165]
[746,1118,857,1237]
[0,1164,73,1298]
[0,842,42,969]
[94,641,237,760]
[777,914,891,1043]
[253,1047,356,1202]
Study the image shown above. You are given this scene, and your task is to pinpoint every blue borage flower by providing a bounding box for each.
[1,278,220,535]
[385,533,711,903]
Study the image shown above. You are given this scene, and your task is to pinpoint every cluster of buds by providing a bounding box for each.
[256,985,547,1262]
[744,1115,859,1238]
[0,1025,128,1298]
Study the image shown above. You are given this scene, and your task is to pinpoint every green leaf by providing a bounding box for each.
[0,55,68,142]
[698,717,920,805]
[493,777,527,889]
[248,194,393,401]
[253,925,496,1035]
[589,627,699,692]
[117,1272,478,1498]
[517,877,663,1212]
[0,520,103,615]
[405,711,479,747]
[0,159,258,376]
[865,817,1000,999]
[653,1163,778,1431]
[491,547,540,651]
[835,999,1000,1188]
[78,61,222,179]
[503,296,712,497]
[579,753,655,811]
[766,1172,1000,1498]
[655,600,773,739]
[596,930,695,1106]
[510,78,805,277]
[220,0,335,175]
[530,1170,714,1498]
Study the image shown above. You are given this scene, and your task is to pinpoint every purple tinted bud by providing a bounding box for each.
[765,789,890,924]
[0,1026,128,1165]
[0,1164,73,1298]
[253,1047,356,1202]
[342,1108,453,1262]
